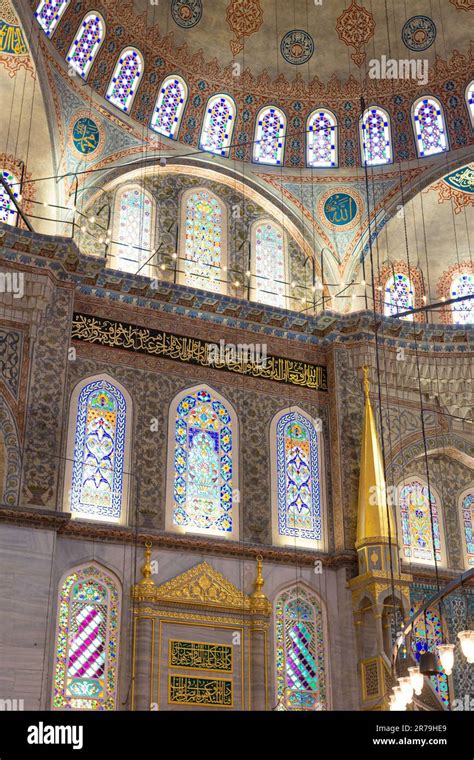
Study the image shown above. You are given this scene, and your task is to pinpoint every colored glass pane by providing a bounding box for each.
[184,190,222,292]
[467,82,474,126]
[254,107,286,165]
[66,13,104,79]
[462,493,474,566]
[411,607,449,707]
[0,171,19,225]
[35,0,69,37]
[413,98,448,157]
[115,187,153,273]
[307,110,337,168]
[254,222,286,308]
[361,107,391,166]
[384,274,414,320]
[451,273,474,325]
[106,48,142,113]
[200,95,235,156]
[399,481,441,564]
[151,76,187,139]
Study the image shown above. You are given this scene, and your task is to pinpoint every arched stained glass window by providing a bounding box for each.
[307,110,337,168]
[275,585,327,711]
[412,97,448,157]
[52,564,121,710]
[450,273,474,325]
[70,379,127,523]
[111,185,154,274]
[181,189,225,292]
[399,480,441,565]
[384,273,415,320]
[466,81,474,127]
[0,170,20,226]
[169,387,237,537]
[411,607,448,707]
[106,48,143,113]
[254,106,286,166]
[35,0,69,37]
[151,76,188,139]
[461,492,474,566]
[66,12,105,79]
[200,94,236,156]
[361,106,392,166]
[252,220,287,308]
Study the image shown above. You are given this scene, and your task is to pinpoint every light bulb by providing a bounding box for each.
[393,686,406,711]
[172,253,177,260]
[408,665,424,696]
[291,281,296,288]
[245,270,251,278]
[398,676,413,704]
[89,215,96,224]
[458,631,474,663]
[361,279,366,287]
[438,643,455,676]
[234,281,240,288]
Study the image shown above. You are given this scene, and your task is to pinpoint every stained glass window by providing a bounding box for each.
[450,273,474,325]
[252,221,287,308]
[171,388,235,535]
[399,481,441,565]
[384,274,415,320]
[466,81,474,127]
[113,186,153,274]
[151,76,188,139]
[307,110,337,168]
[275,585,327,711]
[461,493,474,566]
[254,106,286,166]
[52,564,120,710]
[35,0,69,37]
[200,94,236,156]
[0,170,20,226]
[276,411,321,542]
[411,607,449,707]
[413,97,448,157]
[106,48,143,113]
[70,379,126,523]
[361,106,392,166]
[182,189,224,292]
[66,13,105,79]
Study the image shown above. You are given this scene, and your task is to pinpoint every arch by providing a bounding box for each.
[437,261,474,324]
[109,184,155,276]
[200,93,236,157]
[412,96,449,158]
[374,260,424,321]
[35,0,69,37]
[66,12,105,80]
[178,187,228,293]
[459,488,474,568]
[150,75,188,139]
[274,582,329,711]
[383,273,415,320]
[51,562,121,710]
[465,80,474,128]
[106,47,143,113]
[306,109,338,168]
[253,106,286,166]
[250,218,288,308]
[0,397,20,506]
[0,169,20,226]
[410,604,449,707]
[360,105,392,166]
[270,406,326,550]
[165,384,239,540]
[395,477,446,568]
[63,374,132,525]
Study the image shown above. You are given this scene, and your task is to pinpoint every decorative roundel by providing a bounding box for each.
[69,113,104,159]
[402,16,436,52]
[171,0,203,29]
[280,30,314,65]
[318,188,363,231]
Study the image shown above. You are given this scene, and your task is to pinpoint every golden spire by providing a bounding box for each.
[138,541,156,589]
[356,367,395,545]
[249,556,271,615]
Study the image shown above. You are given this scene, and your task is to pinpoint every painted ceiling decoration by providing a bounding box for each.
[226,0,263,56]
[429,163,474,214]
[0,0,33,76]
[280,30,314,66]
[171,0,202,30]
[401,16,437,52]
[335,0,375,67]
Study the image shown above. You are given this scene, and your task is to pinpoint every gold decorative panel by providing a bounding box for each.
[169,640,233,672]
[168,675,233,707]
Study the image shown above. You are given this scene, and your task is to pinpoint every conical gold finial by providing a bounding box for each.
[250,555,271,615]
[362,365,370,399]
[139,541,156,588]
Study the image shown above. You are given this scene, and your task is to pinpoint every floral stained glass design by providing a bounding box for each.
[52,565,120,710]
[450,273,474,325]
[70,380,126,522]
[462,493,474,566]
[35,0,69,37]
[254,222,286,308]
[200,95,235,156]
[184,191,223,292]
[384,274,414,320]
[411,607,448,707]
[277,411,321,541]
[307,111,337,168]
[413,98,448,157]
[173,389,234,534]
[275,585,327,711]
[254,107,286,165]
[399,481,441,564]
[106,48,142,113]
[361,107,391,166]
[467,81,474,126]
[151,76,187,139]
[114,187,153,273]
[0,171,19,225]
[66,13,104,79]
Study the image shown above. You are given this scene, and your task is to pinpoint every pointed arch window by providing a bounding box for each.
[460,492,474,566]
[0,170,20,226]
[412,97,448,157]
[384,273,415,320]
[151,76,188,139]
[450,273,474,325]
[398,480,443,566]
[275,585,328,711]
[251,220,287,308]
[110,185,154,275]
[200,94,236,157]
[466,81,474,127]
[166,386,239,539]
[52,564,121,710]
[254,106,286,166]
[307,109,337,168]
[360,106,392,166]
[106,48,143,113]
[411,607,449,707]
[35,0,69,37]
[180,188,226,293]
[66,12,105,79]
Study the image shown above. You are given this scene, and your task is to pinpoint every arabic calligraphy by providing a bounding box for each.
[71,313,328,391]
[168,675,233,706]
[442,165,474,194]
[0,20,28,55]
[323,192,358,226]
[72,117,101,155]
[169,640,233,672]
